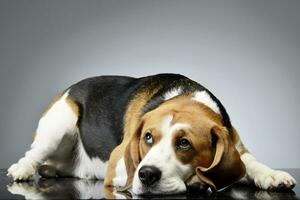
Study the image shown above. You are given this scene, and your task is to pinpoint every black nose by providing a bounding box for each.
[138,166,161,187]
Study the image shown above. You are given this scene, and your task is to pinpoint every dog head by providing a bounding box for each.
[124,96,245,195]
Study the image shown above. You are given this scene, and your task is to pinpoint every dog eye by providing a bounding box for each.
[144,132,153,145]
[176,138,192,151]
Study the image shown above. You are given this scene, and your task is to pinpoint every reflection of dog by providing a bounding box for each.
[7,177,298,199]
[7,74,296,195]
[7,178,106,199]
[8,179,297,199]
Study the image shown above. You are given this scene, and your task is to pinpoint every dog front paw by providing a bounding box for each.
[7,158,37,181]
[254,170,296,190]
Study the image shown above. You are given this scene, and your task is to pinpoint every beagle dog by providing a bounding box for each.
[7,74,296,195]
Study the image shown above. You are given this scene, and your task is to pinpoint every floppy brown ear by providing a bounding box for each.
[129,120,144,169]
[118,120,144,191]
[196,126,246,191]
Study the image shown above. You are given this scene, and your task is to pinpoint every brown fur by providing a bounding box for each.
[66,96,80,117]
[195,126,246,190]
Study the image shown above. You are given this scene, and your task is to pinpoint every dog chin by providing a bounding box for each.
[132,177,187,195]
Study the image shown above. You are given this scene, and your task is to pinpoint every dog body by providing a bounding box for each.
[8,74,296,195]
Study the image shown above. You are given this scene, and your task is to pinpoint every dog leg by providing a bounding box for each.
[7,91,78,181]
[240,152,296,190]
[232,127,297,190]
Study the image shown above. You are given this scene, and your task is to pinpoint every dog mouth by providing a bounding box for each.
[133,180,188,196]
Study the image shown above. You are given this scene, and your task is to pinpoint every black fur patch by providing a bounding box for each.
[69,76,139,161]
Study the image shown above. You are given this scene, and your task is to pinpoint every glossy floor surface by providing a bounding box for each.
[1,169,299,199]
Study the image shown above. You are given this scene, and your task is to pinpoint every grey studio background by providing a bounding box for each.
[0,0,300,169]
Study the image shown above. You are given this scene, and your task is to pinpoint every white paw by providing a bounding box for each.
[7,158,37,181]
[254,170,297,190]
